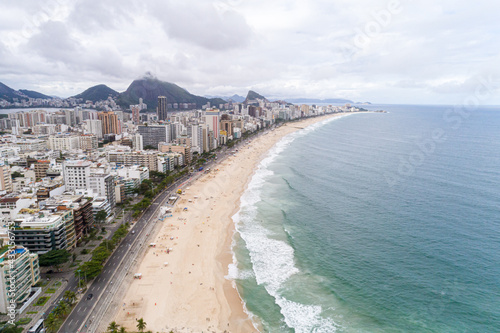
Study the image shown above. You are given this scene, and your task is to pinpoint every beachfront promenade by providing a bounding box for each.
[60,113,347,333]
[58,172,193,333]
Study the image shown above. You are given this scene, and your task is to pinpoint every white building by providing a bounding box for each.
[190,124,204,153]
[84,119,103,139]
[132,133,143,151]
[63,160,91,191]
[114,165,149,183]
[88,173,116,208]
[92,197,112,220]
[48,135,80,151]
[13,139,47,153]
[0,246,40,314]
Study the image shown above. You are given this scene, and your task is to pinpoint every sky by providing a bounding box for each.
[0,0,499,104]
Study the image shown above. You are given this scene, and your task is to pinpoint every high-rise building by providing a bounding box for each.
[85,119,103,139]
[204,109,220,149]
[138,125,169,148]
[34,160,50,179]
[98,111,121,135]
[190,124,204,153]
[0,246,40,313]
[131,105,140,124]
[157,96,168,121]
[0,165,13,193]
[88,173,116,208]
[133,133,144,151]
[63,160,91,191]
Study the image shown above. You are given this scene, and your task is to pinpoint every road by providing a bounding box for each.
[58,174,191,333]
[57,132,261,333]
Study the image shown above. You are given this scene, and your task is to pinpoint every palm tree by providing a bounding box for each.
[136,318,147,332]
[54,301,69,318]
[119,327,127,333]
[107,321,120,333]
[45,313,59,333]
[64,290,77,305]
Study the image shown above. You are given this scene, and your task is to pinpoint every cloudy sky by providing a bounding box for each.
[1,0,499,104]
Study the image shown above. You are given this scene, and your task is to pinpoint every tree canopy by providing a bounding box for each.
[39,249,71,267]
[95,210,108,223]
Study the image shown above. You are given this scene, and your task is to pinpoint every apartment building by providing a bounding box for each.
[107,151,158,171]
[63,160,91,191]
[0,246,40,313]
[13,210,76,254]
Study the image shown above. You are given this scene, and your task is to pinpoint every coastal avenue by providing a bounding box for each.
[58,173,191,333]
[57,142,241,333]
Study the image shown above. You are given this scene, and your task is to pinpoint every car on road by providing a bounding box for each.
[86,293,93,300]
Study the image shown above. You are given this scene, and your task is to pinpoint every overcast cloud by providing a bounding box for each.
[1,0,499,104]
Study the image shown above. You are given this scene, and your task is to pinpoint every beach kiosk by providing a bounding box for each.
[134,273,142,279]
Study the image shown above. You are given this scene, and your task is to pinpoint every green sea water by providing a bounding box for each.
[230,106,500,332]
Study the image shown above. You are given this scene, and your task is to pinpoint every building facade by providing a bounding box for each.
[157,96,168,121]
[98,111,121,135]
[137,125,169,148]
[63,160,91,191]
[0,165,13,193]
[0,246,40,313]
[107,151,159,171]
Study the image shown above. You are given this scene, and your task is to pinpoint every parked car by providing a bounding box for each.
[87,293,93,300]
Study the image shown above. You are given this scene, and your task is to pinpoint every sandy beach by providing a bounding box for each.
[112,113,347,332]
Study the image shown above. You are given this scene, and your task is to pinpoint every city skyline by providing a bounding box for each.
[0,1,499,104]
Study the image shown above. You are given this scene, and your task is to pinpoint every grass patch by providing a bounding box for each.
[45,288,56,294]
[26,311,38,314]
[54,281,62,287]
[35,280,49,287]
[35,296,50,306]
[15,318,32,326]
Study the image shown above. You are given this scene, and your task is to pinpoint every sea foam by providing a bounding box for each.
[231,115,351,332]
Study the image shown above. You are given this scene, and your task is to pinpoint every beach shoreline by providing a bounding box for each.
[111,112,351,332]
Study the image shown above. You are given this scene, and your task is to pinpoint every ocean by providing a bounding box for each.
[230,105,500,332]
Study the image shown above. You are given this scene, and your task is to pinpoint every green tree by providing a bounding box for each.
[38,249,71,267]
[44,313,58,333]
[0,324,23,333]
[64,290,76,305]
[78,260,103,281]
[96,210,108,223]
[54,300,69,318]
[107,321,120,333]
[136,318,147,332]
[92,246,112,263]
[11,171,23,179]
[119,327,127,333]
[138,179,153,195]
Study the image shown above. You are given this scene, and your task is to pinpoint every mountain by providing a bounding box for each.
[116,76,226,110]
[285,97,354,104]
[244,90,268,104]
[72,84,119,102]
[0,82,21,102]
[204,94,246,103]
[227,94,245,103]
[0,82,52,102]
[19,89,53,100]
